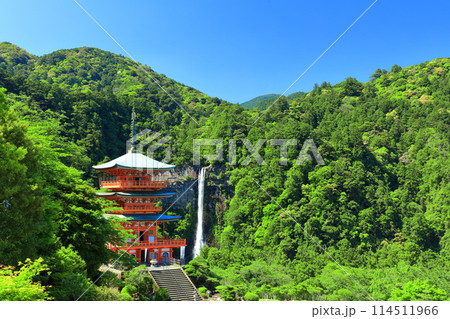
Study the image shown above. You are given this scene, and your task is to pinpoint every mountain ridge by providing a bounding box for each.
[241,91,306,110]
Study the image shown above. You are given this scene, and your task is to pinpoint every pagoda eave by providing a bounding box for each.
[96,191,175,197]
[103,214,181,223]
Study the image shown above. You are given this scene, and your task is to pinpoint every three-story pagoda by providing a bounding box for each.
[93,144,186,265]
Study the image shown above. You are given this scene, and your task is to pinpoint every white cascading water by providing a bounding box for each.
[193,167,206,257]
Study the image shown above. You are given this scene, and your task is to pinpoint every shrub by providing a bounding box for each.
[95,286,121,301]
[154,288,170,301]
[198,286,208,298]
[121,285,137,296]
[244,292,259,301]
[119,292,134,301]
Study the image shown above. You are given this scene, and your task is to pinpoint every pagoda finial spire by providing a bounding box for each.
[130,105,137,153]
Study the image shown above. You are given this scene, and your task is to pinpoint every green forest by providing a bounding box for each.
[241,92,306,110]
[0,42,448,301]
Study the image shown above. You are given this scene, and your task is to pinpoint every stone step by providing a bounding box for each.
[149,267,202,301]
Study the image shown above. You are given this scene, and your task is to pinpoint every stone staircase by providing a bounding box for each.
[149,266,203,301]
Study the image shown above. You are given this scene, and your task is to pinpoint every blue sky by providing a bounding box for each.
[1,0,449,103]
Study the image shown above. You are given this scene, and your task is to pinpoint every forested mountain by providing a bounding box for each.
[0,42,448,301]
[241,91,305,110]
[0,42,228,173]
[185,60,449,301]
[241,94,278,109]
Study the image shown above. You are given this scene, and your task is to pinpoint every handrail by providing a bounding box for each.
[107,207,162,213]
[111,239,186,249]
[147,270,160,290]
[122,204,162,212]
[137,239,186,247]
[121,209,163,213]
[180,267,205,301]
[100,180,166,188]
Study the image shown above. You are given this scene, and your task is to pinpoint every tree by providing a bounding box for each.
[120,285,137,301]
[154,288,170,301]
[341,77,364,96]
[94,286,121,301]
[0,89,56,265]
[0,258,50,301]
[390,280,447,301]
[52,175,129,277]
[7,89,130,278]
[370,68,388,81]
[44,246,94,301]
[215,285,240,301]
[244,292,259,301]
[184,256,219,290]
[390,64,402,73]
[122,265,155,300]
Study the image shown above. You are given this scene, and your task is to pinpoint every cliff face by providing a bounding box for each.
[203,166,233,246]
[162,165,232,248]
[163,166,199,210]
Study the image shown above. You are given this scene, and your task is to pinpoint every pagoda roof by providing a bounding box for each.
[93,152,176,170]
[103,214,181,222]
[96,191,175,197]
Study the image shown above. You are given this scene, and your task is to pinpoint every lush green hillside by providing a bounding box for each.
[0,42,222,300]
[0,42,449,301]
[0,42,36,75]
[286,91,306,101]
[241,94,278,109]
[0,42,230,170]
[241,91,306,110]
[184,60,450,301]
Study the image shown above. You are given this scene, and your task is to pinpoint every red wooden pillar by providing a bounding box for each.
[136,249,141,262]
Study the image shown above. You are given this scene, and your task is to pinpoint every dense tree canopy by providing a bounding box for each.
[0,42,448,300]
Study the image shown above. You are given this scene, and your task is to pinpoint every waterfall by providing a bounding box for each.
[193,167,206,257]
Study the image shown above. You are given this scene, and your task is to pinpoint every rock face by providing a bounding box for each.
[163,166,199,210]
[161,165,232,247]
[202,165,233,246]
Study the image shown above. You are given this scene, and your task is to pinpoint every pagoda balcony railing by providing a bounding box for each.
[137,239,186,248]
[100,180,166,189]
[109,239,186,249]
[122,204,162,213]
